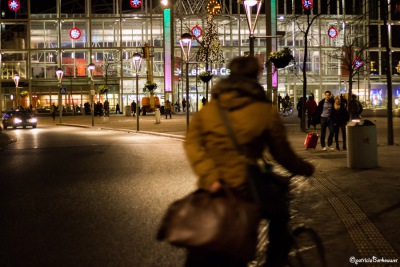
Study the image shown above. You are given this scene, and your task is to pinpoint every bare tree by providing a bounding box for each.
[292,7,324,132]
[324,13,369,99]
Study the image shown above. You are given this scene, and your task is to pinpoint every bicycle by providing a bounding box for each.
[279,106,294,117]
[248,175,327,267]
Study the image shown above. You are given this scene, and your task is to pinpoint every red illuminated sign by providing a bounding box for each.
[8,0,20,11]
[328,26,338,38]
[353,57,363,69]
[130,0,142,8]
[302,0,313,10]
[69,27,82,40]
[191,25,203,38]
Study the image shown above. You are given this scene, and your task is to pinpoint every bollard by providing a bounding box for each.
[155,109,161,124]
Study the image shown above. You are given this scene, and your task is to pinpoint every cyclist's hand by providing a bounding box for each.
[209,180,222,193]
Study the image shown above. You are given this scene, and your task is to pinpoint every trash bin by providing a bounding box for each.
[346,119,378,169]
[124,106,131,116]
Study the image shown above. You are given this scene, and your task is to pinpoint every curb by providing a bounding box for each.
[57,123,185,140]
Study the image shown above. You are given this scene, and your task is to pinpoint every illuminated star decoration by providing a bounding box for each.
[130,0,142,8]
[353,57,363,69]
[69,27,82,40]
[302,0,313,10]
[8,0,20,11]
[328,26,338,38]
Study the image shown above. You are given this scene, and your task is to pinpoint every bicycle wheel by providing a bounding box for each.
[288,226,327,267]
[247,220,269,267]
[287,108,293,115]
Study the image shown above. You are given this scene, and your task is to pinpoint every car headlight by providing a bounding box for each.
[30,118,38,123]
[14,118,22,123]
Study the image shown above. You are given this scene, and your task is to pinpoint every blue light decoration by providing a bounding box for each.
[191,25,203,39]
[328,26,338,38]
[8,0,20,11]
[302,0,313,10]
[130,0,142,8]
[353,57,363,69]
[69,27,82,40]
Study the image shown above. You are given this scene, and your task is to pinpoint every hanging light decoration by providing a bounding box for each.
[8,0,20,11]
[328,26,338,38]
[353,57,363,69]
[191,25,203,39]
[130,0,142,8]
[302,0,313,10]
[69,27,82,40]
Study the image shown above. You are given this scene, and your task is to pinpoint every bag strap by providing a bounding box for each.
[215,101,270,166]
[215,101,245,157]
[215,101,264,204]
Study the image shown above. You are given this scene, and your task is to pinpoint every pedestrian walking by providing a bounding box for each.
[332,96,349,150]
[201,97,207,107]
[296,97,303,120]
[316,90,335,150]
[51,103,56,121]
[116,103,120,114]
[278,93,282,110]
[174,101,180,112]
[164,100,172,119]
[131,101,137,116]
[348,94,363,120]
[306,94,317,129]
[104,100,110,116]
[182,98,187,112]
[340,94,348,108]
[183,56,314,267]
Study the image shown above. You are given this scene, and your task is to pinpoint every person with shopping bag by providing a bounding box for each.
[179,56,314,267]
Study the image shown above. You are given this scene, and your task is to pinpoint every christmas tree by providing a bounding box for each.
[195,15,224,64]
[195,14,224,102]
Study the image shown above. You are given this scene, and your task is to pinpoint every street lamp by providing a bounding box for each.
[13,74,20,110]
[88,63,95,127]
[132,52,142,131]
[179,32,192,129]
[242,0,263,56]
[56,67,64,123]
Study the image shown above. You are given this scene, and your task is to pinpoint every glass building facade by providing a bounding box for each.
[0,0,399,113]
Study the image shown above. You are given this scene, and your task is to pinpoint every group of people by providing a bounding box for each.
[305,91,363,150]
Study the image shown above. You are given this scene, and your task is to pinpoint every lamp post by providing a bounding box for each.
[179,33,192,129]
[242,0,263,56]
[88,63,95,127]
[56,68,64,123]
[132,52,142,131]
[13,74,20,110]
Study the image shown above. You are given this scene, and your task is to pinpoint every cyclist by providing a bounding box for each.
[184,56,315,267]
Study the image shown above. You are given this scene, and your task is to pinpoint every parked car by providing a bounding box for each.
[37,106,51,113]
[2,110,38,129]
